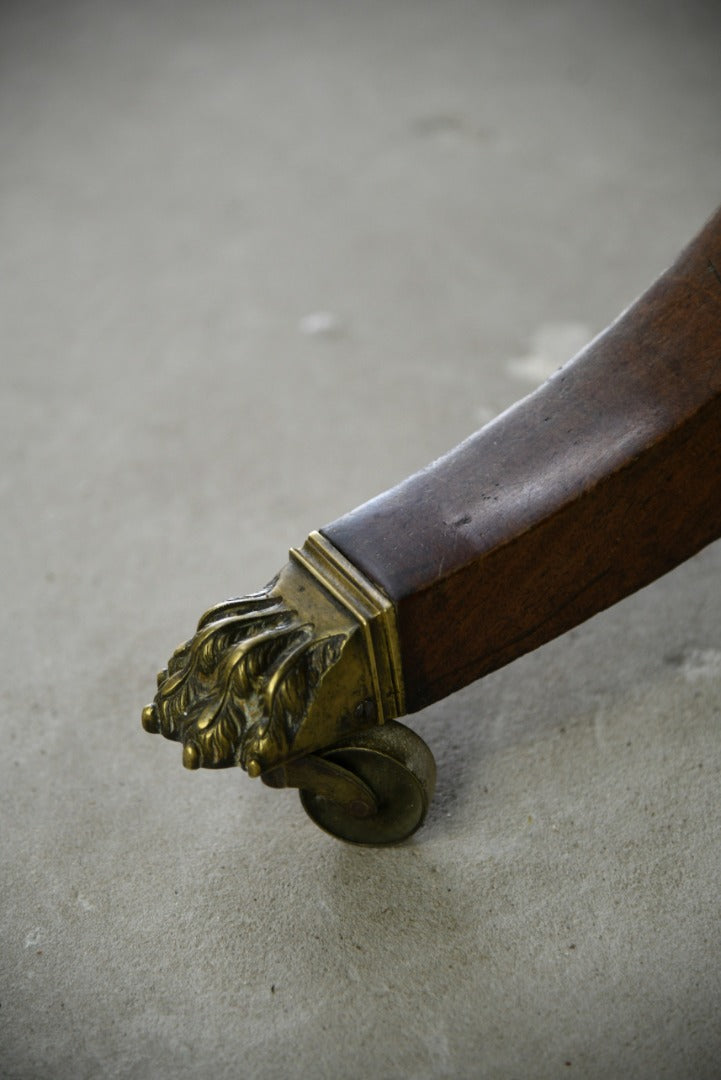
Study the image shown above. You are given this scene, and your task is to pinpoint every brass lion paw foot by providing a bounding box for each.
[142,532,435,844]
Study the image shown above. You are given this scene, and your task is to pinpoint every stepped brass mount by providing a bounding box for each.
[141,532,435,844]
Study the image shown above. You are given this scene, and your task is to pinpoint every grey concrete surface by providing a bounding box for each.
[2,2,721,1077]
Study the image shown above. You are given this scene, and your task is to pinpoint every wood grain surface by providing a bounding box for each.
[323,208,721,713]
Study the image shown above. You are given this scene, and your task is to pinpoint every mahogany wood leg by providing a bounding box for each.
[142,206,721,843]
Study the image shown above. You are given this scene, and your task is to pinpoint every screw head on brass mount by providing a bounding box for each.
[141,532,436,844]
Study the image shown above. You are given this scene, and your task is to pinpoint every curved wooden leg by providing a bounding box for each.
[143,206,721,842]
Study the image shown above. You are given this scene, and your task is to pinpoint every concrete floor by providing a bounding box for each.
[2,2,721,1077]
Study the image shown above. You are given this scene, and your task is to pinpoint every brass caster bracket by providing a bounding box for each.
[141,532,435,843]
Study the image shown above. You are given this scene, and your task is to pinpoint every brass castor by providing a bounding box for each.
[298,720,436,845]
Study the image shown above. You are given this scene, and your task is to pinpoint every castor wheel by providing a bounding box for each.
[298,720,436,845]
